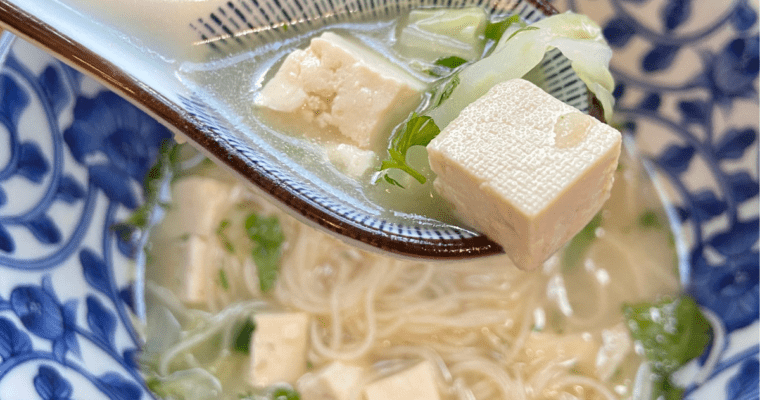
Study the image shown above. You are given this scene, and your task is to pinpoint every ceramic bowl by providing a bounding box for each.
[0,0,757,398]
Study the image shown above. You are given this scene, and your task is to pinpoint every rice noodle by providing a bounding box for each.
[141,153,682,400]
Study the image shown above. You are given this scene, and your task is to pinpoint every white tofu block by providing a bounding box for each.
[298,361,365,400]
[427,79,621,270]
[257,32,425,149]
[250,312,310,387]
[363,361,441,400]
[148,235,213,304]
[157,176,232,238]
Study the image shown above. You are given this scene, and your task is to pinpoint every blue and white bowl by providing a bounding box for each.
[0,0,757,397]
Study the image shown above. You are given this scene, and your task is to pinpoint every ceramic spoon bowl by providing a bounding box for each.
[0,0,599,259]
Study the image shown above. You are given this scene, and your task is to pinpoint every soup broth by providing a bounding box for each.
[140,145,680,400]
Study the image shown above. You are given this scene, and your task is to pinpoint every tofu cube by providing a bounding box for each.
[427,79,621,270]
[250,312,310,386]
[147,235,213,304]
[156,176,232,238]
[363,361,441,400]
[257,32,425,149]
[298,361,365,400]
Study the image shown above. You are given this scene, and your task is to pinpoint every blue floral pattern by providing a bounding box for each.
[0,36,167,399]
[558,0,759,396]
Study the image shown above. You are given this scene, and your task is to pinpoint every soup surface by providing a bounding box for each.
[139,145,681,400]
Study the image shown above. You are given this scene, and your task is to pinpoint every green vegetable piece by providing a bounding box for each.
[217,219,236,253]
[507,25,540,41]
[426,56,469,77]
[399,7,488,62]
[653,375,686,400]
[624,296,711,375]
[379,113,441,185]
[232,318,256,353]
[433,73,461,108]
[484,14,520,42]
[562,213,603,270]
[639,210,664,229]
[434,56,468,69]
[112,141,181,242]
[624,296,711,400]
[218,268,230,291]
[271,387,301,400]
[246,213,285,292]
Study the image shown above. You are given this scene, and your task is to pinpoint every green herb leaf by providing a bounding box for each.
[624,296,711,375]
[426,57,469,77]
[434,56,468,69]
[624,296,711,400]
[484,14,520,42]
[232,318,256,353]
[218,268,230,291]
[271,387,301,400]
[111,141,181,244]
[639,210,664,229]
[246,213,285,292]
[217,219,236,253]
[562,213,603,270]
[653,375,686,400]
[378,113,440,185]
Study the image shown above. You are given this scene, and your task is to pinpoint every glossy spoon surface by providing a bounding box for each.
[0,0,597,259]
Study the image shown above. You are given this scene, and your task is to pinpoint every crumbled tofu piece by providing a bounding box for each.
[298,362,366,400]
[250,312,310,387]
[363,361,441,400]
[156,176,232,238]
[257,32,425,149]
[397,8,488,62]
[522,331,599,376]
[427,79,621,270]
[325,143,379,178]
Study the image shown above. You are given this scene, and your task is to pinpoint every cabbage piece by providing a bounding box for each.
[427,12,615,128]
[397,7,488,62]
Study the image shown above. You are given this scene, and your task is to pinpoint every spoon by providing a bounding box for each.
[0,0,597,259]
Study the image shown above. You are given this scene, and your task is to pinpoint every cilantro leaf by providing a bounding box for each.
[231,318,256,353]
[218,268,230,291]
[426,57,469,77]
[624,296,712,400]
[434,56,468,69]
[111,140,181,244]
[245,213,285,292]
[639,210,664,229]
[562,213,602,270]
[271,387,300,400]
[378,113,440,185]
[216,219,236,253]
[484,14,520,42]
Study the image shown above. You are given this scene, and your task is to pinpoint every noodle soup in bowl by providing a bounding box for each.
[0,0,757,398]
[140,142,685,400]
